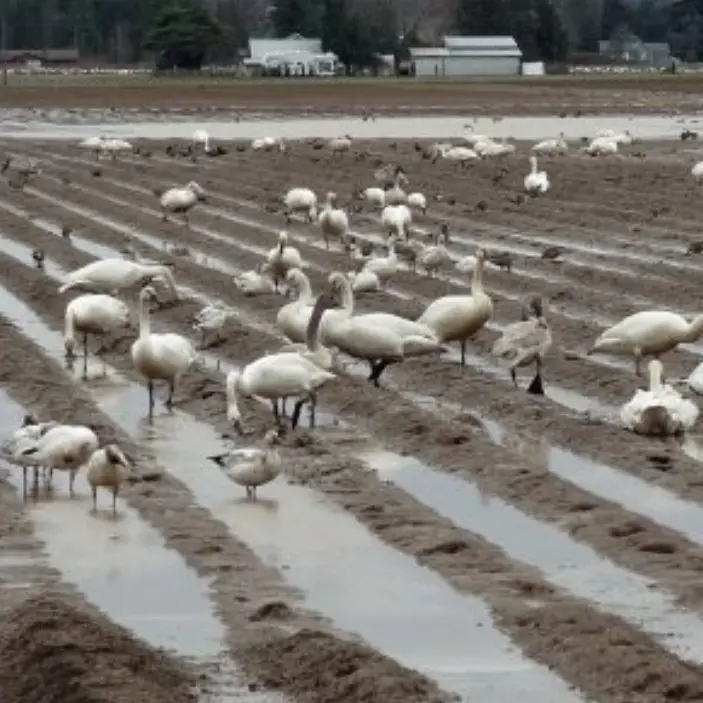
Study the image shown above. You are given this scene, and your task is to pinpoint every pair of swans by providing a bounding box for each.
[277,267,443,386]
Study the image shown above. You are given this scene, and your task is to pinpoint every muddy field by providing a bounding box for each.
[3,133,703,702]
[3,75,703,117]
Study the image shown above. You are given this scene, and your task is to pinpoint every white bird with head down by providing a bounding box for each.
[588,310,703,376]
[266,231,303,292]
[64,293,131,377]
[621,359,699,436]
[58,258,179,302]
[159,181,207,227]
[226,295,336,431]
[86,444,131,515]
[131,286,198,416]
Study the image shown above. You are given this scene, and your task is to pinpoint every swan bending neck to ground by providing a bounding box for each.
[64,293,131,378]
[207,427,284,500]
[131,286,197,417]
[620,359,699,436]
[588,310,703,376]
[86,444,131,514]
[225,294,336,431]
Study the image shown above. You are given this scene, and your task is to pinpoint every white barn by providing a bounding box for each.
[246,34,337,76]
[410,36,522,78]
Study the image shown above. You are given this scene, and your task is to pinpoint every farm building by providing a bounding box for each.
[409,36,522,78]
[245,34,337,76]
[0,49,79,67]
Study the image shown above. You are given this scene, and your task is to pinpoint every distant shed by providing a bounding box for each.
[410,36,522,78]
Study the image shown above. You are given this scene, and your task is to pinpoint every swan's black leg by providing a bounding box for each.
[366,360,377,382]
[272,400,280,424]
[148,380,155,417]
[281,397,288,417]
[510,368,518,388]
[308,393,317,428]
[166,381,175,409]
[526,359,545,395]
[22,467,27,500]
[369,360,391,387]
[460,341,466,366]
[290,399,305,430]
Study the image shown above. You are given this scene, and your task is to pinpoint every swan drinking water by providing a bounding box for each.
[207,428,284,500]
[225,294,336,431]
[620,360,699,436]
[64,293,131,377]
[131,286,198,417]
[588,310,703,376]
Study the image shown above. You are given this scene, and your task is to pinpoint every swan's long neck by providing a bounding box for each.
[471,257,485,295]
[683,314,703,342]
[64,307,76,350]
[649,362,663,391]
[137,293,151,338]
[295,274,312,303]
[305,295,328,352]
[278,238,286,254]
[225,371,241,423]
[337,275,355,314]
[530,158,538,174]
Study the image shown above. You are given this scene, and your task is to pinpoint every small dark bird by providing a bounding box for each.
[681,129,698,141]
[152,186,164,198]
[61,225,73,239]
[541,246,565,261]
[32,249,45,270]
[91,168,101,177]
[686,240,703,255]
[486,251,513,272]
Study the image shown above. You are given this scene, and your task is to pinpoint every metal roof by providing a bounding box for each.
[443,35,519,50]
[410,47,522,58]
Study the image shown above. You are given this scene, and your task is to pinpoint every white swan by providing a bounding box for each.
[64,293,131,377]
[252,136,285,152]
[358,186,385,209]
[207,428,283,499]
[416,248,493,366]
[317,192,349,250]
[226,297,336,431]
[3,414,59,493]
[321,273,442,386]
[407,192,427,215]
[585,136,618,156]
[266,231,303,290]
[435,145,478,166]
[588,310,703,376]
[531,133,568,155]
[283,187,317,223]
[362,236,399,282]
[418,226,452,277]
[383,171,408,206]
[79,135,106,159]
[348,269,381,293]
[328,135,352,155]
[621,360,698,435]
[193,303,232,347]
[381,204,412,239]
[524,156,550,196]
[159,181,207,227]
[692,161,703,184]
[85,444,131,514]
[131,286,198,416]
[462,125,490,146]
[234,264,276,295]
[192,129,211,153]
[59,258,179,301]
[14,424,99,495]
[276,267,316,344]
[99,138,133,160]
[491,295,552,394]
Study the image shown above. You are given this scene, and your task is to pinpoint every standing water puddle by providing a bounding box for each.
[0,284,583,702]
[0,391,226,659]
[359,448,703,666]
[481,417,703,548]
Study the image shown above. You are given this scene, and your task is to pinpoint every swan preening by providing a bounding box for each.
[621,360,699,436]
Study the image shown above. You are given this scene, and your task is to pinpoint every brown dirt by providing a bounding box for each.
[2,75,703,115]
[1,136,703,701]
[0,592,195,703]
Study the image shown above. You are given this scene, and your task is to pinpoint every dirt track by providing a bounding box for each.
[3,75,703,116]
[3,136,703,701]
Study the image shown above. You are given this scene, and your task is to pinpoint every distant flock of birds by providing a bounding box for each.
[3,124,703,507]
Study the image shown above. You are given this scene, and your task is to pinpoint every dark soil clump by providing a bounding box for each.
[0,592,196,703]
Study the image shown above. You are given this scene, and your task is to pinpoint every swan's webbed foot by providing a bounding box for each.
[526,372,545,395]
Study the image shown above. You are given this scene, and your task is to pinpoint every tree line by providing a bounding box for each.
[0,0,700,71]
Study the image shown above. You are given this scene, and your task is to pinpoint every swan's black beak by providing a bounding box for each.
[207,454,227,466]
